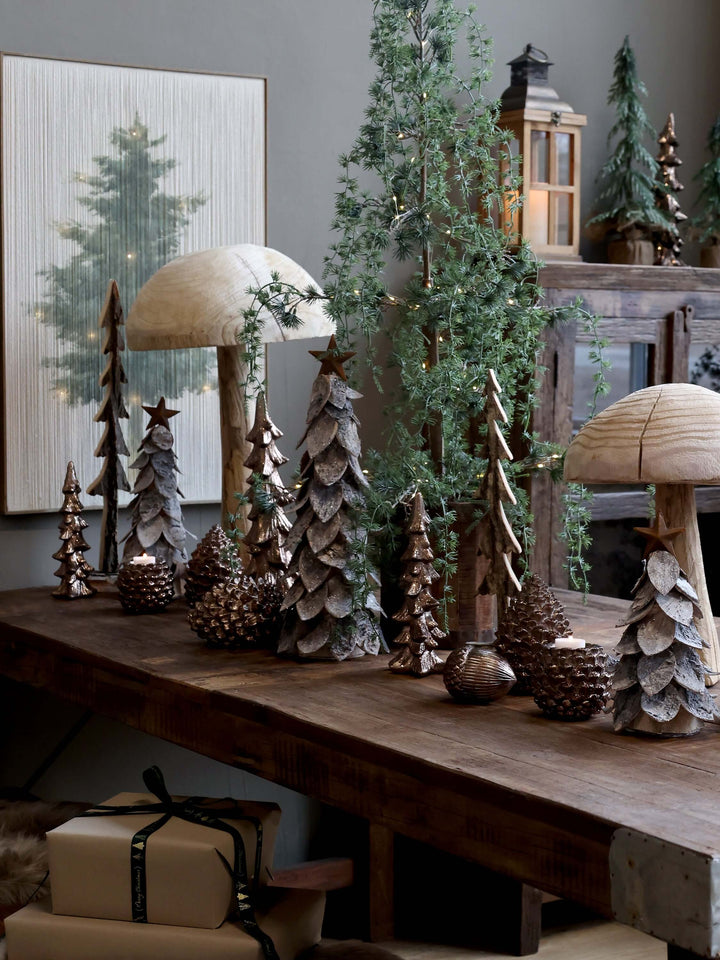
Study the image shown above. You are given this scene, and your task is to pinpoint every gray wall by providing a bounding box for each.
[2,0,720,844]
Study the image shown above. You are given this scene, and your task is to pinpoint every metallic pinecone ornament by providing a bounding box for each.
[494,574,571,694]
[444,645,516,704]
[188,576,283,649]
[117,558,174,614]
[185,525,238,607]
[532,643,612,721]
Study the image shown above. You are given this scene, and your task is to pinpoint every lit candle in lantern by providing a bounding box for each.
[130,553,156,566]
[553,636,586,650]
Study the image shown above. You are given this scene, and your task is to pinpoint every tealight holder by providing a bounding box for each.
[532,642,613,721]
[117,554,174,614]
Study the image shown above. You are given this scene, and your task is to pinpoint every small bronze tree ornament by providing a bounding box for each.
[52,461,96,600]
[86,280,131,577]
[388,491,446,677]
[243,390,293,586]
[654,113,687,266]
[476,369,522,633]
[565,382,720,682]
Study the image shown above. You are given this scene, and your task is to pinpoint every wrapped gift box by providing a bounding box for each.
[47,793,281,929]
[5,888,324,960]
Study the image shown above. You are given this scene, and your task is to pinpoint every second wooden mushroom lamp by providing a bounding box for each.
[564,382,720,681]
[126,244,333,537]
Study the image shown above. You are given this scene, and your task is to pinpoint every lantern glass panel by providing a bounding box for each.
[527,190,549,245]
[553,193,572,246]
[531,130,549,183]
[555,132,573,185]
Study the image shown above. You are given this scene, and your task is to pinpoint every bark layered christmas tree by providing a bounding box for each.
[122,398,191,574]
[613,514,719,736]
[278,337,382,660]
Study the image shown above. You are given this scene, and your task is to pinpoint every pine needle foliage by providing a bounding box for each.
[239,0,597,614]
[692,115,720,244]
[588,36,668,235]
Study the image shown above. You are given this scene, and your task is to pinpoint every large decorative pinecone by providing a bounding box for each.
[188,576,283,649]
[532,644,612,721]
[185,525,238,607]
[494,574,571,694]
[117,559,174,614]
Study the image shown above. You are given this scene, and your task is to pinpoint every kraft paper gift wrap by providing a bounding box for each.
[47,793,281,929]
[5,888,325,960]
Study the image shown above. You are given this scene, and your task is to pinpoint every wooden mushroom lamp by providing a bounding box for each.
[126,244,333,537]
[565,382,720,682]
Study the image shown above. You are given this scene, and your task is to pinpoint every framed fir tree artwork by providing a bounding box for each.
[0,53,266,512]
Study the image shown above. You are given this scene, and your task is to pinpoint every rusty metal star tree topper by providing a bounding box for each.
[142,396,180,430]
[309,335,355,381]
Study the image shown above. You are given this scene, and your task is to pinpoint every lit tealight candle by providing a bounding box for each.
[130,553,156,566]
[553,636,586,650]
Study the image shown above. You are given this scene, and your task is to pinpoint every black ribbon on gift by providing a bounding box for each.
[81,766,279,960]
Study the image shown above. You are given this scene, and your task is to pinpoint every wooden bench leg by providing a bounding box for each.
[668,947,705,960]
[368,823,394,942]
[492,878,543,956]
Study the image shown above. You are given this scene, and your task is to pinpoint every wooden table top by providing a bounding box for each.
[1,585,719,918]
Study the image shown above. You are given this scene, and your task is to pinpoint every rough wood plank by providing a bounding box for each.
[587,487,720,521]
[539,263,720,293]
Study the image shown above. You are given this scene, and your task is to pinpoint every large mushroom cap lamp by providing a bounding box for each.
[126,244,333,541]
[564,382,720,681]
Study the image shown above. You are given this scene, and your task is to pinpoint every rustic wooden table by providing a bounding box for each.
[0,586,718,960]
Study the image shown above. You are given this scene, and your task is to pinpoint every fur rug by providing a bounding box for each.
[0,798,88,958]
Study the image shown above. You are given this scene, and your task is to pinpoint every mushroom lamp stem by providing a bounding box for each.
[654,483,720,675]
[217,344,264,561]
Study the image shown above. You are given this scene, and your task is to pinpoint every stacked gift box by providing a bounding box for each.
[5,772,325,960]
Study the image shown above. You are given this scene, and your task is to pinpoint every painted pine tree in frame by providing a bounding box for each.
[1,54,266,513]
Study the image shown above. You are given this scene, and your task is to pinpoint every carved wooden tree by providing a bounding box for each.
[86,280,131,576]
[243,390,293,585]
[278,337,382,660]
[654,113,687,266]
[122,398,191,574]
[388,491,446,676]
[476,369,522,630]
[613,518,719,737]
[53,461,96,599]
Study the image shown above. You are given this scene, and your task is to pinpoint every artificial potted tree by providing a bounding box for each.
[586,36,668,264]
[691,114,720,268]
[243,0,590,639]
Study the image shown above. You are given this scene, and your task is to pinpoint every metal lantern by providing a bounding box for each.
[499,45,586,261]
